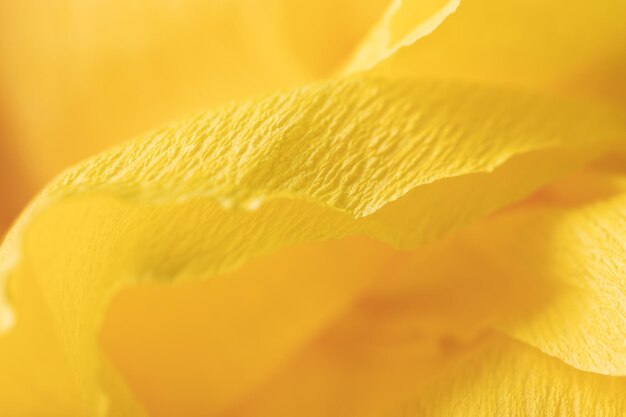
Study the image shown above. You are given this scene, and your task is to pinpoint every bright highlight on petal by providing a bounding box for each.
[344,0,460,72]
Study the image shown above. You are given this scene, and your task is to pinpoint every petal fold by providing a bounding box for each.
[398,334,626,417]
[344,0,460,72]
[372,0,626,104]
[0,76,624,414]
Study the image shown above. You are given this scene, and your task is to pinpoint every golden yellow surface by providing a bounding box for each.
[0,0,625,416]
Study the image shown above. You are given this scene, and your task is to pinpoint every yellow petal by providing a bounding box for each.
[398,334,626,416]
[219,289,465,417]
[372,0,626,104]
[197,220,626,416]
[0,0,388,197]
[178,173,626,417]
[0,76,623,414]
[375,170,626,375]
[373,169,626,374]
[102,237,400,416]
[473,172,626,375]
[343,0,460,72]
[223,329,626,416]
[101,173,626,415]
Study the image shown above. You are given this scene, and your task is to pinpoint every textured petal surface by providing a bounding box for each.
[484,173,626,375]
[373,0,626,104]
[0,0,389,212]
[396,334,626,417]
[0,76,624,414]
[224,332,626,417]
[102,172,626,415]
[366,170,626,375]
[204,172,626,417]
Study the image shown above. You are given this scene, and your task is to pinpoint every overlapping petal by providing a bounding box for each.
[372,0,626,104]
[486,173,626,375]
[1,0,625,415]
[400,335,626,416]
[0,0,389,213]
[369,170,626,375]
[203,171,625,417]
[343,0,460,72]
[0,74,624,414]
[102,170,625,416]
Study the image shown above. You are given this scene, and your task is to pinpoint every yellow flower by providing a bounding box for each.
[1,0,625,416]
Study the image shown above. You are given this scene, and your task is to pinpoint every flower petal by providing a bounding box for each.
[367,170,626,376]
[397,334,626,416]
[0,0,388,200]
[372,169,626,375]
[372,0,626,103]
[101,173,626,415]
[102,237,401,416]
[344,0,460,72]
[225,332,626,417]
[473,172,626,375]
[0,77,624,414]
[189,173,626,417]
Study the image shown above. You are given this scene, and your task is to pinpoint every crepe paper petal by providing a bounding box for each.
[343,0,460,72]
[373,170,626,375]
[0,266,92,416]
[0,0,388,200]
[0,257,150,416]
[372,0,626,104]
[101,173,626,415]
[242,173,626,416]
[472,173,626,375]
[166,173,625,416]
[42,77,625,218]
[395,334,626,417]
[0,76,624,414]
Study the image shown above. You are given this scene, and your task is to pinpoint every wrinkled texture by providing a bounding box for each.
[0,0,625,416]
[1,76,625,415]
[400,335,626,417]
[0,0,389,213]
[184,171,626,417]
